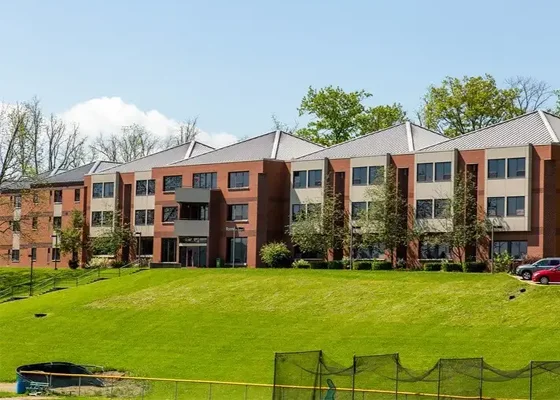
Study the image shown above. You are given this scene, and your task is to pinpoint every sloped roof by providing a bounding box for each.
[171,131,324,166]
[296,122,446,161]
[93,141,214,174]
[419,111,560,152]
[47,161,121,183]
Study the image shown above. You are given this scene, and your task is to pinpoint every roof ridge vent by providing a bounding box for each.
[405,121,414,151]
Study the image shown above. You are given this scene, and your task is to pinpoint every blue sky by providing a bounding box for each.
[1,0,559,146]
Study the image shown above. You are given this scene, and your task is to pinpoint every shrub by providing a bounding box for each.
[87,257,110,269]
[441,262,463,272]
[372,261,393,270]
[259,242,291,268]
[327,260,344,270]
[341,257,351,269]
[353,261,372,270]
[310,261,328,269]
[494,252,514,273]
[292,259,311,269]
[395,258,407,270]
[463,261,487,273]
[67,260,79,270]
[423,262,442,271]
[111,260,125,269]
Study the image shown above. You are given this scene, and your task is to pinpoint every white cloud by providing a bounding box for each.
[59,97,238,149]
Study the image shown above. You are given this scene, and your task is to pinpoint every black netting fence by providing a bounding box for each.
[273,351,560,400]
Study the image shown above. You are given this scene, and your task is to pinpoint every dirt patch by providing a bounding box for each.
[51,371,145,398]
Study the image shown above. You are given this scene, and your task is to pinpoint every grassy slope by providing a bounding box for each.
[0,267,86,291]
[0,269,559,396]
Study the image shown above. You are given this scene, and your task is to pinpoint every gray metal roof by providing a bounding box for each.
[172,131,324,166]
[296,122,446,161]
[93,141,214,174]
[419,111,560,152]
[45,161,121,183]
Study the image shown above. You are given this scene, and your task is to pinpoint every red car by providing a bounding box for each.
[532,267,560,284]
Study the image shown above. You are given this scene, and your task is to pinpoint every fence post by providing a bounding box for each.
[436,359,442,400]
[351,355,356,400]
[244,384,248,400]
[395,354,400,400]
[478,357,483,400]
[208,382,212,400]
[53,276,56,290]
[174,380,178,400]
[141,380,145,400]
[318,350,323,400]
[529,361,533,400]
[78,376,81,396]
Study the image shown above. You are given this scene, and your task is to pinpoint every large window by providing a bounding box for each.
[161,238,177,262]
[307,170,322,188]
[292,171,307,188]
[488,159,505,179]
[487,197,505,217]
[435,162,452,182]
[74,189,81,202]
[507,196,525,217]
[93,183,103,199]
[135,209,155,226]
[355,243,385,260]
[139,237,154,256]
[416,200,433,219]
[507,158,526,178]
[417,163,433,182]
[92,183,114,198]
[136,179,156,196]
[162,206,178,223]
[493,240,527,259]
[180,204,209,220]
[352,167,368,186]
[53,216,62,230]
[91,211,113,227]
[11,249,19,262]
[434,199,450,218]
[228,171,249,189]
[228,204,249,221]
[420,242,451,259]
[227,237,248,264]
[351,202,367,219]
[193,172,217,189]
[369,166,384,185]
[163,176,182,192]
[54,190,63,203]
[104,182,114,198]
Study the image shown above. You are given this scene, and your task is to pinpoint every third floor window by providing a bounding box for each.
[93,182,114,198]
[352,167,367,186]
[293,171,307,188]
[507,158,526,178]
[163,176,182,192]
[54,190,63,203]
[307,170,322,188]
[162,206,178,223]
[228,171,249,189]
[13,195,21,208]
[435,162,452,181]
[193,172,217,189]
[488,159,505,179]
[417,163,433,183]
[135,209,155,226]
[136,179,156,196]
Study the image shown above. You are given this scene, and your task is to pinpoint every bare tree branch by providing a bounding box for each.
[163,117,199,148]
[90,124,159,163]
[506,76,554,112]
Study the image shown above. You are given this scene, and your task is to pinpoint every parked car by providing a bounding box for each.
[515,258,560,280]
[532,267,560,285]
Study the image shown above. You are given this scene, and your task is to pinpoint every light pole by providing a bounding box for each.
[135,231,142,265]
[28,250,34,297]
[51,233,58,270]
[490,223,503,274]
[226,226,245,268]
[349,221,360,269]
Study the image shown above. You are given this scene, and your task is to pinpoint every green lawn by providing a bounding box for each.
[0,267,86,291]
[0,269,558,399]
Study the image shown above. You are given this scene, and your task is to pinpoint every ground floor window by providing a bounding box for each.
[11,249,19,262]
[52,248,61,261]
[492,240,527,260]
[293,245,323,260]
[227,237,247,264]
[139,237,154,256]
[355,244,385,259]
[161,238,177,262]
[420,242,451,260]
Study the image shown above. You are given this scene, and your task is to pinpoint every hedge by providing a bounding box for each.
[310,261,329,270]
[463,262,487,273]
[423,262,442,271]
[353,261,372,270]
[442,262,463,272]
[372,261,393,270]
[327,260,345,270]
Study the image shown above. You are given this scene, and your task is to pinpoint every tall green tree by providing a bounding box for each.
[59,209,87,268]
[296,86,406,146]
[421,74,522,137]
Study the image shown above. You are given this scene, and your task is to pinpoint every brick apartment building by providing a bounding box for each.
[2,111,560,268]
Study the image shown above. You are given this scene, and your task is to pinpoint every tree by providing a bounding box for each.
[44,114,87,170]
[90,124,159,163]
[89,211,136,260]
[164,117,199,148]
[259,242,291,268]
[296,86,406,146]
[506,76,554,113]
[421,74,522,137]
[429,170,490,263]
[356,165,419,264]
[288,179,348,259]
[271,114,299,133]
[59,209,87,268]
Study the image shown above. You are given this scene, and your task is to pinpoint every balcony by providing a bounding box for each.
[175,187,210,203]
[174,219,209,237]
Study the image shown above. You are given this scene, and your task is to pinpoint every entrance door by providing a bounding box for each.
[179,246,207,267]
[179,247,187,267]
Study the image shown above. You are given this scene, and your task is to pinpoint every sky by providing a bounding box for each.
[1,0,559,148]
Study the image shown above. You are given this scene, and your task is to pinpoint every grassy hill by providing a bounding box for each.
[0,269,558,398]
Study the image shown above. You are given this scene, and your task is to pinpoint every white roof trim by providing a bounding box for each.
[270,130,281,159]
[539,111,559,142]
[405,121,414,151]
[49,165,62,177]
[184,141,196,159]
[88,161,102,175]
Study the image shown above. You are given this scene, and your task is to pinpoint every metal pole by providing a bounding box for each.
[174,380,178,400]
[232,228,236,269]
[54,234,58,270]
[244,384,248,400]
[351,355,356,400]
[529,361,533,400]
[395,354,399,400]
[490,224,494,274]
[29,255,34,297]
[349,223,353,270]
[479,357,483,400]
[437,359,442,400]
[208,382,212,400]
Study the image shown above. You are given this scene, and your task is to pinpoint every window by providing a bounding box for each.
[32,217,38,230]
[12,221,20,233]
[179,204,209,220]
[136,179,157,196]
[307,170,322,188]
[92,211,112,227]
[420,242,450,259]
[13,195,21,208]
[352,167,368,186]
[293,171,307,188]
[163,175,182,192]
[161,238,177,262]
[74,189,80,202]
[102,211,113,227]
[135,210,147,226]
[488,159,505,179]
[351,202,367,219]
[228,171,249,189]
[487,197,505,217]
[92,211,102,227]
[434,199,450,218]
[416,200,433,219]
[417,163,433,182]
[227,237,248,264]
[369,166,384,185]
[193,173,217,189]
[146,210,154,225]
[435,162,452,182]
[53,217,62,230]
[54,190,63,203]
[11,249,19,262]
[228,204,249,221]
[355,243,385,260]
[493,241,527,259]
[52,248,60,262]
[139,237,154,256]
[103,182,114,198]
[292,204,304,221]
[507,196,525,217]
[31,248,36,261]
[33,192,39,204]
[162,206,178,223]
[93,183,103,198]
[508,158,526,178]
